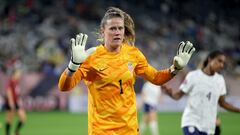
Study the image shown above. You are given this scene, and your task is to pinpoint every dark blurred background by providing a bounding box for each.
[0,0,240,112]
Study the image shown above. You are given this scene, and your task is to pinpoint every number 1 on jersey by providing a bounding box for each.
[119,80,123,94]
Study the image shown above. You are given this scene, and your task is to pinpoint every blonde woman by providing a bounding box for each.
[58,7,195,135]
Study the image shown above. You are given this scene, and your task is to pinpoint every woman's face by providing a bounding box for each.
[209,55,226,72]
[102,17,124,52]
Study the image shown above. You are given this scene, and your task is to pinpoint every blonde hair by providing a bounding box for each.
[99,7,135,45]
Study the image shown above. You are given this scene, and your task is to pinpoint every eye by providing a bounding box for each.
[110,27,116,31]
[119,27,124,30]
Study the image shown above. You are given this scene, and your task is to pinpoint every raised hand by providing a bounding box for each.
[170,41,195,75]
[68,33,96,72]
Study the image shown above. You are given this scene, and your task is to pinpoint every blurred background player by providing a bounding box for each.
[139,81,162,135]
[162,50,240,135]
[3,60,27,135]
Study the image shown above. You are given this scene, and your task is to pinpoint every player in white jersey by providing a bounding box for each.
[139,81,161,135]
[162,50,240,135]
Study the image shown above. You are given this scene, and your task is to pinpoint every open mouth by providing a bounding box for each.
[113,37,121,41]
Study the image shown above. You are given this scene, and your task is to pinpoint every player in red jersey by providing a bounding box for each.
[3,61,26,135]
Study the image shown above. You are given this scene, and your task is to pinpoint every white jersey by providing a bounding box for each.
[142,81,161,106]
[180,69,226,134]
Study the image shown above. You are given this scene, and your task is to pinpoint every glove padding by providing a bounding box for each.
[171,41,195,74]
[68,33,96,72]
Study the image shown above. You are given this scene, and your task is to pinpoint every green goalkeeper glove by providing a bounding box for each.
[68,33,96,72]
[170,41,195,75]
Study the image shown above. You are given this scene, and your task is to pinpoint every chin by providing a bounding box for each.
[216,69,222,73]
[111,43,121,48]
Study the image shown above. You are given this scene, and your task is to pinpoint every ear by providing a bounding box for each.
[208,57,211,63]
[97,28,104,43]
[100,28,104,37]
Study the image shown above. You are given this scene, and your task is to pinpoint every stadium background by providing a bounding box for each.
[0,0,240,134]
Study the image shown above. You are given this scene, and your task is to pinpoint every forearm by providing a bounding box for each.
[170,91,182,100]
[220,102,240,113]
[142,66,174,85]
[154,68,175,84]
[58,69,82,91]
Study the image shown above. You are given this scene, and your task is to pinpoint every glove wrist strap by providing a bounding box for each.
[68,61,81,72]
[170,65,179,75]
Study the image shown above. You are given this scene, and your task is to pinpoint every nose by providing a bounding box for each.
[219,62,224,69]
[115,29,121,35]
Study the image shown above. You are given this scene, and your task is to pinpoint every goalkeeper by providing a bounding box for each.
[58,6,195,135]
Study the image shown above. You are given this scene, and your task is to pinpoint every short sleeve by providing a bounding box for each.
[180,72,194,94]
[219,76,227,96]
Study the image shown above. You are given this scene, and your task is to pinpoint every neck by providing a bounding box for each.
[202,66,215,76]
[104,44,121,53]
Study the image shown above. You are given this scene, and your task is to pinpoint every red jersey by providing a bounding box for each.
[6,78,19,104]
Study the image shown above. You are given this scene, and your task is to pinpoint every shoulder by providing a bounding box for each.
[123,44,146,61]
[7,78,14,85]
[95,45,105,54]
[86,45,104,59]
[214,72,225,82]
[183,70,202,84]
[186,69,200,77]
[122,43,141,53]
[215,72,223,78]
